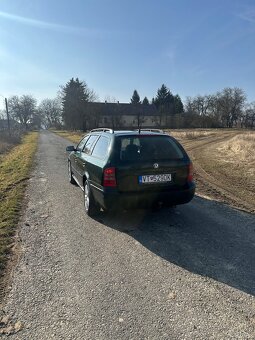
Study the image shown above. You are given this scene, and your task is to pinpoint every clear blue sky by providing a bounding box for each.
[0,0,255,108]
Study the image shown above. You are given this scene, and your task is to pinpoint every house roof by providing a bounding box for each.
[84,102,158,116]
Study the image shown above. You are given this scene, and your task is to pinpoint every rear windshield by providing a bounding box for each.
[118,135,184,161]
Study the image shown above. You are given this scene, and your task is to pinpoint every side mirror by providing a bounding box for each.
[66,145,76,152]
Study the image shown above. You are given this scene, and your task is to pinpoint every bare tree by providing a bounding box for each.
[216,87,246,128]
[8,95,37,130]
[0,109,4,120]
[104,96,117,103]
[38,98,62,129]
[185,88,247,128]
[184,96,210,128]
[243,102,255,128]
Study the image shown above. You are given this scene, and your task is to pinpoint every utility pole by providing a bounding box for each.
[5,97,11,136]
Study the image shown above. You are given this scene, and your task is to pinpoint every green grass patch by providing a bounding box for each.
[0,132,38,273]
[51,130,84,144]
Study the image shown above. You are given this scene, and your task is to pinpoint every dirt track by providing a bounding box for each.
[176,131,255,213]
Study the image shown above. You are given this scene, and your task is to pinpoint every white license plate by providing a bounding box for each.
[138,174,172,184]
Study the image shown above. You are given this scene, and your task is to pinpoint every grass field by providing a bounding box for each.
[170,129,255,213]
[53,128,255,213]
[51,130,83,144]
[0,132,38,277]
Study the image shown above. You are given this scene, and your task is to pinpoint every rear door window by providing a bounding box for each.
[119,136,184,161]
[91,136,110,159]
[83,135,99,154]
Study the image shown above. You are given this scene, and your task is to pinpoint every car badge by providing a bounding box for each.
[153,163,159,169]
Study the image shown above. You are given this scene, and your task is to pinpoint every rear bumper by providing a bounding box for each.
[92,182,195,210]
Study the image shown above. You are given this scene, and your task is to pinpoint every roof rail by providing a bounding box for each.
[136,128,164,134]
[90,128,114,134]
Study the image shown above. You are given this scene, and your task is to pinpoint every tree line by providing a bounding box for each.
[1,77,254,130]
[185,88,255,128]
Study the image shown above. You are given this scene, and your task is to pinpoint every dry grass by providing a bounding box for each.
[218,133,255,163]
[54,128,219,143]
[0,130,24,154]
[189,130,255,212]
[51,130,84,144]
[169,129,219,140]
[0,141,10,154]
[0,132,38,273]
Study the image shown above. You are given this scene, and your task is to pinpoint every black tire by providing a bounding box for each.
[84,180,100,217]
[68,161,76,185]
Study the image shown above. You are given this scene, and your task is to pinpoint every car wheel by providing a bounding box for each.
[84,180,100,217]
[68,161,76,185]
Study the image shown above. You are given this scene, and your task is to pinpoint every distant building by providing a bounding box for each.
[84,102,160,129]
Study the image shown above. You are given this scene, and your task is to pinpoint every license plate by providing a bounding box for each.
[138,174,172,184]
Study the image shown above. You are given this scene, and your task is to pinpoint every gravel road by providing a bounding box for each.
[1,131,255,339]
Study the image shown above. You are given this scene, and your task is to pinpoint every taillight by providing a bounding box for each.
[187,163,193,182]
[103,167,117,187]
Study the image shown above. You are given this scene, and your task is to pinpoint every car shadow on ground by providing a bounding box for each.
[96,196,255,296]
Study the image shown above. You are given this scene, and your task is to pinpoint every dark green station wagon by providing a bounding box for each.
[66,128,195,216]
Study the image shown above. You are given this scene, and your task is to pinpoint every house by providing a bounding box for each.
[84,102,160,128]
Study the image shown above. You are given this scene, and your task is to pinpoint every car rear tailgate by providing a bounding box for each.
[116,160,189,193]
